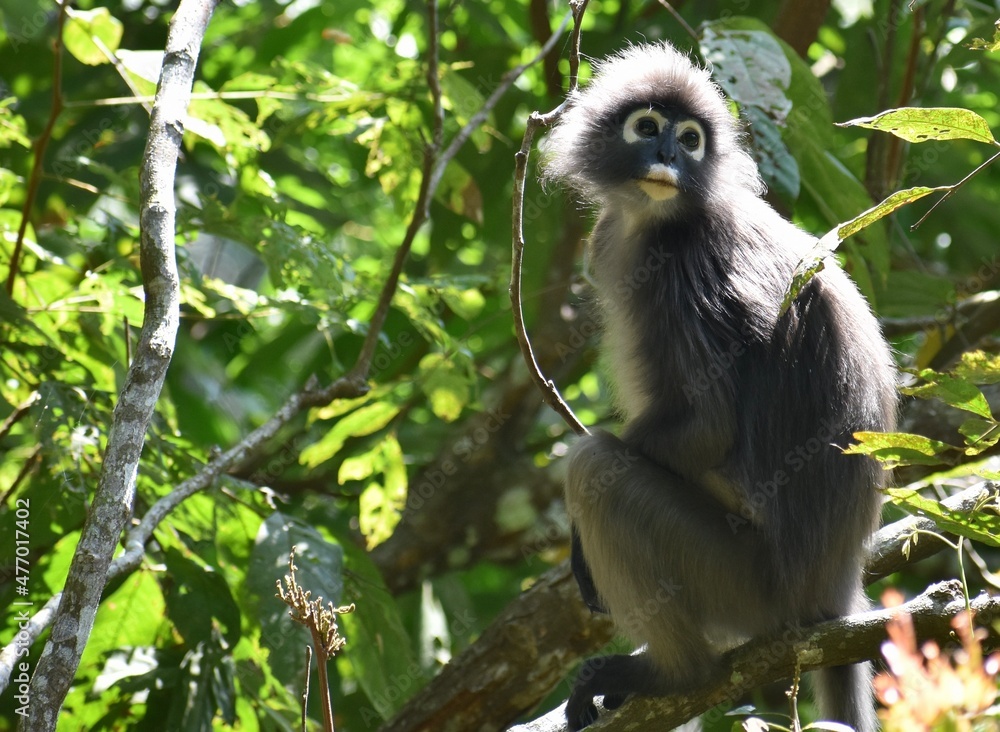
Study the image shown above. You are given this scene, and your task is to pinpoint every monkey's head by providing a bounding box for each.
[541,42,762,218]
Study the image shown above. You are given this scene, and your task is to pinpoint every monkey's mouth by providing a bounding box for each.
[637,167,680,202]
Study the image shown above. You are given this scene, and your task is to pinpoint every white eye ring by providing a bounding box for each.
[675,119,705,161]
[623,109,670,143]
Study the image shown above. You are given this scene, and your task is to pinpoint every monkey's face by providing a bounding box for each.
[565,103,717,217]
[620,107,707,204]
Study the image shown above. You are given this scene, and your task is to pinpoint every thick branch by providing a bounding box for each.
[509,581,1000,731]
[377,562,615,732]
[865,483,998,583]
[19,2,218,728]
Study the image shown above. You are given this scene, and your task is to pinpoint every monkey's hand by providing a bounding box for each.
[571,526,608,613]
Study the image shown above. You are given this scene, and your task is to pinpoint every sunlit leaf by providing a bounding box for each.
[300,402,400,468]
[839,107,998,146]
[836,186,946,240]
[845,431,954,467]
[903,370,993,419]
[884,488,1000,547]
[955,351,1000,385]
[63,7,123,66]
[0,99,31,149]
[358,435,407,549]
[418,353,468,422]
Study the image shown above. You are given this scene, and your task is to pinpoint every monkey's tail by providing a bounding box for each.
[812,661,878,732]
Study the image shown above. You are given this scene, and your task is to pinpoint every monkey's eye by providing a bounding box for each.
[634,117,659,137]
[675,120,706,161]
[622,109,669,144]
[678,129,700,149]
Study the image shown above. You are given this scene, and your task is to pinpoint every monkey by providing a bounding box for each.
[541,43,897,731]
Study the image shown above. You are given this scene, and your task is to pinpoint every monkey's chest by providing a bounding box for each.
[600,288,740,423]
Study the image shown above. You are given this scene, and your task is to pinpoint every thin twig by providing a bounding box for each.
[911,148,1000,230]
[655,0,698,42]
[5,1,69,297]
[313,634,335,732]
[510,1,591,436]
[302,645,312,732]
[885,5,923,189]
[567,0,590,92]
[344,0,444,384]
[428,10,572,196]
[86,24,153,114]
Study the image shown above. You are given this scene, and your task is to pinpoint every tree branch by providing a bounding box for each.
[865,483,998,583]
[509,581,1000,731]
[0,0,580,698]
[5,1,68,297]
[375,481,999,731]
[18,1,220,728]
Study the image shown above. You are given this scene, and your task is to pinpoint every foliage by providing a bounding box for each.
[1,0,999,730]
[876,590,1000,732]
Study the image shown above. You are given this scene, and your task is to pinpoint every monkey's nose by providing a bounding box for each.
[656,140,676,165]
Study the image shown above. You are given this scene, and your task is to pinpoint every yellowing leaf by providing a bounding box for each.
[358,436,407,549]
[418,353,468,422]
[836,186,946,240]
[300,402,399,468]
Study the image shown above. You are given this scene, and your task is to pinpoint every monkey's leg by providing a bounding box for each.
[565,431,775,640]
[571,526,607,613]
[563,432,771,729]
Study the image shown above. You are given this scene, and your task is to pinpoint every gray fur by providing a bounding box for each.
[543,42,896,731]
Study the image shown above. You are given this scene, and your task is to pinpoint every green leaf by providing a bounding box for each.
[903,371,993,419]
[839,107,999,146]
[339,541,419,719]
[781,246,828,314]
[700,25,792,121]
[63,7,124,66]
[835,186,946,240]
[339,447,383,482]
[884,488,1000,547]
[300,401,400,468]
[968,21,1000,52]
[844,431,954,467]
[440,66,492,153]
[187,84,271,164]
[958,417,1000,453]
[440,287,486,320]
[743,106,800,202]
[358,435,407,549]
[955,351,1000,385]
[0,98,31,149]
[435,161,483,224]
[418,353,469,422]
[163,547,242,647]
